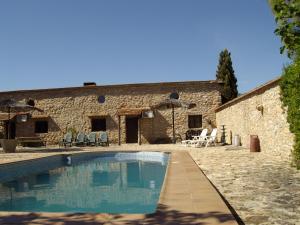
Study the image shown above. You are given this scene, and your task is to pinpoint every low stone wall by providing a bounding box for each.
[216,78,294,158]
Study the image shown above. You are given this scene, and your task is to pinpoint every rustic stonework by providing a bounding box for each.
[189,146,300,225]
[0,81,222,145]
[216,78,294,158]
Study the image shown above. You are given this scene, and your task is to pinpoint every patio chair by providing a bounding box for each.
[75,132,87,146]
[60,132,73,147]
[197,128,218,148]
[98,131,109,146]
[87,132,97,146]
[181,129,208,147]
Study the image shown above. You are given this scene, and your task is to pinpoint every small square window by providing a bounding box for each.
[35,121,48,133]
[91,118,106,131]
[188,115,202,128]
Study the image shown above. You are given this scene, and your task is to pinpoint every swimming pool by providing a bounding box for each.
[0,152,169,214]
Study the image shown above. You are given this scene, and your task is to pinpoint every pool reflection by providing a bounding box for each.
[0,154,168,213]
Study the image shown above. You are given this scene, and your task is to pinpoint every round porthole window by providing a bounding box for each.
[170,92,179,100]
[27,99,35,107]
[98,95,105,104]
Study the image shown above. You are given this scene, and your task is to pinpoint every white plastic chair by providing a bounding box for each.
[202,128,218,148]
[181,129,208,147]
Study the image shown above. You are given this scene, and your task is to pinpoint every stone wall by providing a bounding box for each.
[0,81,222,145]
[216,78,294,158]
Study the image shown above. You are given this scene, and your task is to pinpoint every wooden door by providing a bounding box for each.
[125,117,138,143]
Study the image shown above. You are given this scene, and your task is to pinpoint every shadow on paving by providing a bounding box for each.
[121,204,237,225]
[0,205,237,225]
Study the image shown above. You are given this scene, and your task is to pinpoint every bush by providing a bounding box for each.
[280,56,300,168]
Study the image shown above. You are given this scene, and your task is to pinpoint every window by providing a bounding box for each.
[98,95,105,104]
[35,121,48,133]
[170,92,179,99]
[91,118,106,131]
[27,99,35,107]
[188,115,202,128]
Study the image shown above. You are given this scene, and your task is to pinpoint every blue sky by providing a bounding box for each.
[0,0,289,93]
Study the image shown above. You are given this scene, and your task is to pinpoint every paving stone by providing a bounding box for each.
[189,146,300,225]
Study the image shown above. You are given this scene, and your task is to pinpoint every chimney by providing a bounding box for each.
[83,82,96,87]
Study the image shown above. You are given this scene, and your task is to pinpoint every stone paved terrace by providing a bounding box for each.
[188,146,300,225]
[0,144,300,224]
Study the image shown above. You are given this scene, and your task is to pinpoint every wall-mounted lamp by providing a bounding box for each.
[256,105,264,115]
[17,114,29,123]
[142,110,155,118]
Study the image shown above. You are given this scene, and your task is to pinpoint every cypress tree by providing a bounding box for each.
[216,49,238,103]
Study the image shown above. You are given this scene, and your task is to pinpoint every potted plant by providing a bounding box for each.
[0,139,17,153]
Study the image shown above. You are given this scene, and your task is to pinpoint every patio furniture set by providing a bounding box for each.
[181,128,218,147]
[60,131,109,147]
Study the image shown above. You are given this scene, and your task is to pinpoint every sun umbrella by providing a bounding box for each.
[152,98,196,144]
[0,99,41,139]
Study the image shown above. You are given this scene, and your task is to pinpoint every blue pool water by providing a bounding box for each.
[0,152,169,213]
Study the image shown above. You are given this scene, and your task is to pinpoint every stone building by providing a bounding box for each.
[216,77,294,158]
[0,80,222,145]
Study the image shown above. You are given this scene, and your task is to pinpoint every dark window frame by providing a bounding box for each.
[35,120,48,133]
[188,115,202,129]
[91,118,107,131]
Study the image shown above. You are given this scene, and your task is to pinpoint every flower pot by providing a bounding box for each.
[0,139,17,153]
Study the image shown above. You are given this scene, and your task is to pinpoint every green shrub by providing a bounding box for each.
[280,56,300,168]
[269,0,300,168]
